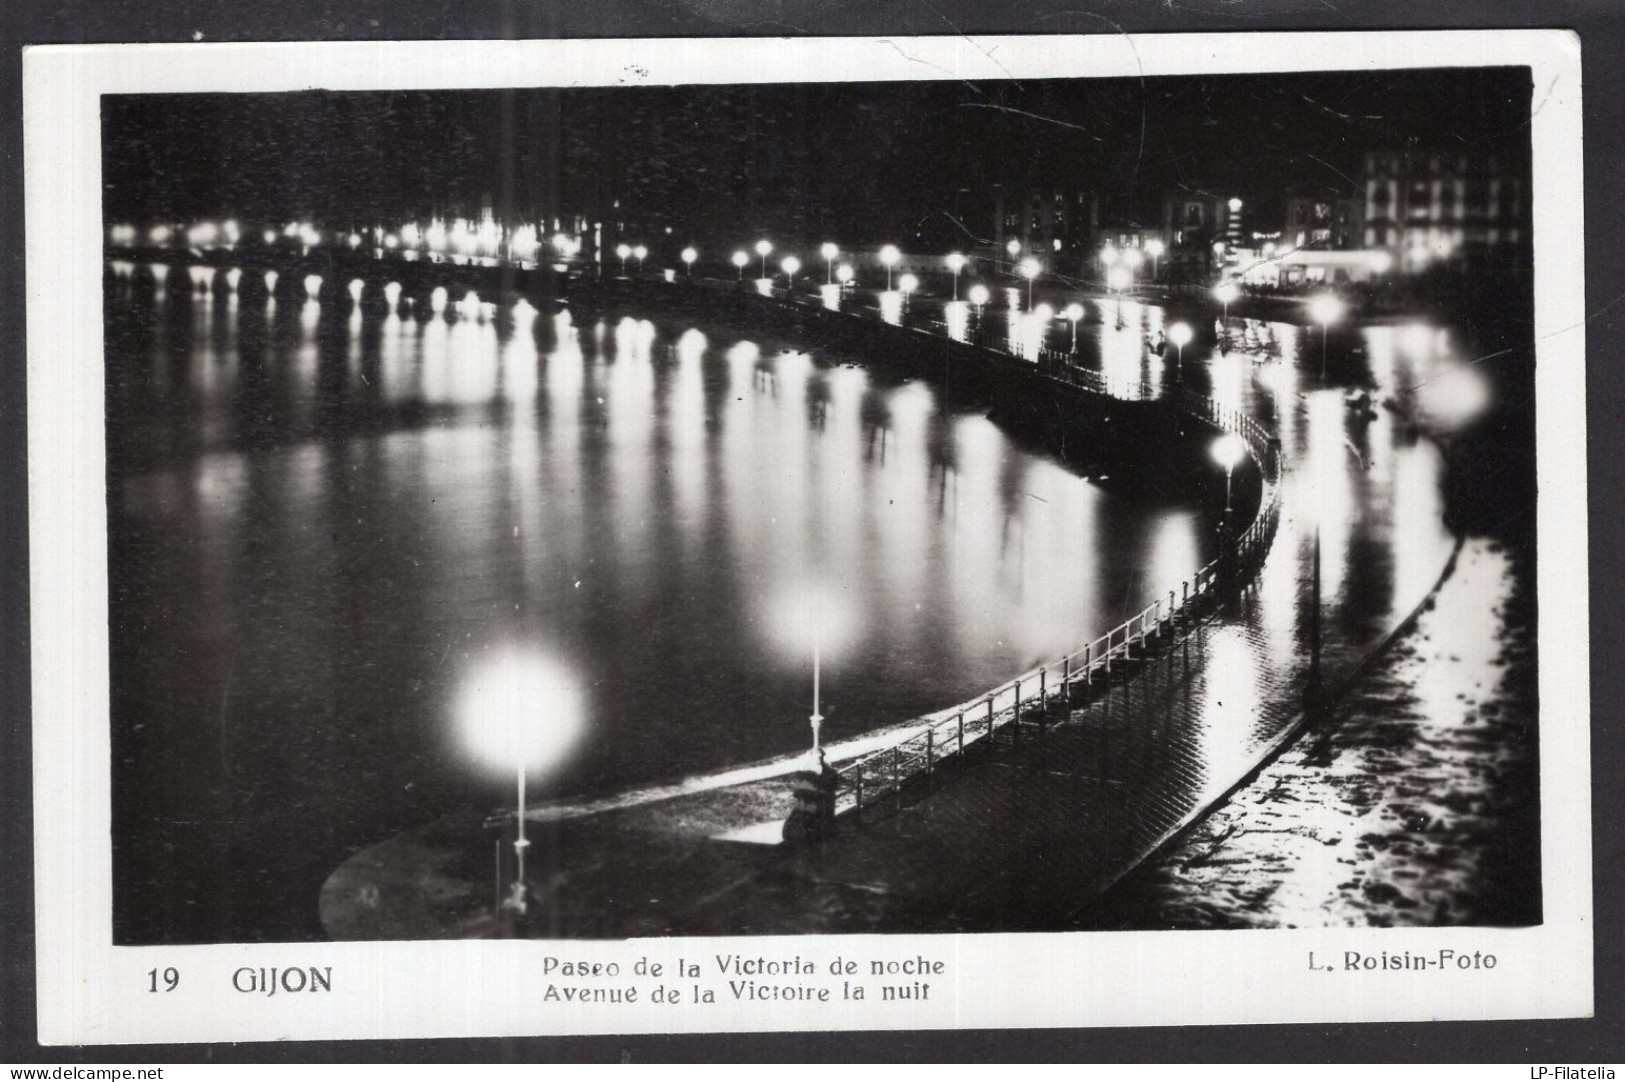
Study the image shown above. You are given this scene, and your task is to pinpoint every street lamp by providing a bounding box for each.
[633,244,648,272]
[1308,293,1345,377]
[732,250,749,281]
[898,272,918,302]
[772,587,852,762]
[615,243,631,276]
[821,242,838,284]
[946,252,966,300]
[879,244,900,291]
[1005,237,1021,261]
[756,239,773,280]
[1122,248,1144,275]
[1018,257,1041,309]
[1145,238,1165,279]
[681,246,697,276]
[1211,433,1246,512]
[1064,302,1085,353]
[1214,280,1240,324]
[968,282,990,317]
[781,255,801,289]
[1168,321,1193,380]
[460,650,585,919]
[1100,243,1119,268]
[836,263,854,289]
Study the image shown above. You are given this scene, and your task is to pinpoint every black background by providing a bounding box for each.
[1,0,1620,1064]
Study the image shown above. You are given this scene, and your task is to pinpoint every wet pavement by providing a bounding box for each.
[1098,532,1539,930]
[317,271,1486,940]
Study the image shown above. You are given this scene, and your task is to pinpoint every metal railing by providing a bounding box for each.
[718,283,1287,818]
[608,273,1288,819]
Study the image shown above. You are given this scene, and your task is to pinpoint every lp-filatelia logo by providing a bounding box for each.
[1529,1070,1616,1079]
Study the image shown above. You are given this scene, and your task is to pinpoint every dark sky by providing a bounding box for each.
[102,66,1532,248]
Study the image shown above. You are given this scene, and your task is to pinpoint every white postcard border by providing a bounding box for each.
[23,30,1591,1044]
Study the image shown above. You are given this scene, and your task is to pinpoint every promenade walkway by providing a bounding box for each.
[318,280,1463,939]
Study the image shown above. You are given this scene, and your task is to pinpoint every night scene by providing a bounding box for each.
[100,66,1539,945]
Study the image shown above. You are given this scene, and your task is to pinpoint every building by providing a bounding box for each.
[1281,195,1364,251]
[1361,150,1527,270]
[992,186,1098,272]
[1156,191,1245,282]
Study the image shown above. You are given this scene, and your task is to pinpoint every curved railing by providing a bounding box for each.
[714,286,1288,818]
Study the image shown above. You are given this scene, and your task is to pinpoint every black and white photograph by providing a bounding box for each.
[20,30,1592,1044]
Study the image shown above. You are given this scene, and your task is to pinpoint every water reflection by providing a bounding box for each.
[108,258,1488,942]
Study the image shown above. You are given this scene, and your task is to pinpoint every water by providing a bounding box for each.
[106,265,1217,943]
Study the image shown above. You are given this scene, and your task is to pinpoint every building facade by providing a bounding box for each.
[1361,150,1527,268]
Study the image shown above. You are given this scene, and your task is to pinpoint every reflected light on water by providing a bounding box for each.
[878,290,903,326]
[944,300,970,343]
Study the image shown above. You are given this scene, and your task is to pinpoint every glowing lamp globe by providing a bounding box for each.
[1168,322,1194,349]
[1107,266,1131,292]
[1211,433,1246,471]
[968,284,990,307]
[732,251,749,269]
[946,252,966,273]
[681,247,697,264]
[836,264,854,285]
[633,245,648,261]
[616,243,631,260]
[1214,282,1240,305]
[879,244,901,268]
[898,273,918,295]
[459,650,585,776]
[1308,293,1345,326]
[755,239,773,257]
[820,242,838,260]
[1064,302,1085,322]
[1018,257,1041,281]
[781,255,801,276]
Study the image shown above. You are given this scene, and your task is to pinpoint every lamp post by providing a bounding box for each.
[821,242,838,285]
[898,273,918,312]
[732,250,748,281]
[836,263,854,290]
[1308,293,1345,378]
[756,239,773,280]
[1018,257,1040,310]
[968,282,989,319]
[1145,238,1165,280]
[1211,433,1245,512]
[1168,321,1193,381]
[879,244,900,291]
[1064,302,1085,353]
[615,243,631,276]
[633,244,648,273]
[781,255,801,291]
[460,651,584,923]
[946,252,966,300]
[681,246,697,277]
[1214,280,1240,325]
[1005,237,1021,263]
